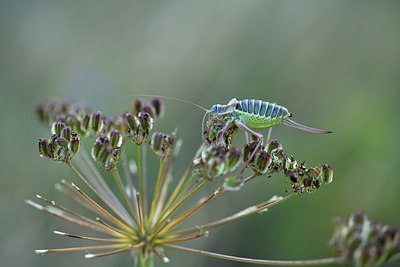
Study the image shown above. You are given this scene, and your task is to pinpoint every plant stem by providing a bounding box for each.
[148,158,166,226]
[110,169,140,230]
[170,193,295,237]
[163,244,341,265]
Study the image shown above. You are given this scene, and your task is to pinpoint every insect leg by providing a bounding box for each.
[205,116,226,143]
[217,119,233,144]
[266,128,272,143]
[234,120,263,177]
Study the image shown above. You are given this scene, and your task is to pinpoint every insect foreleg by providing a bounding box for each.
[217,119,233,144]
[205,116,226,143]
[234,120,264,177]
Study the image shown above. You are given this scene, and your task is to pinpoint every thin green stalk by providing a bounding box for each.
[150,179,208,237]
[147,158,166,226]
[163,244,341,265]
[170,193,295,237]
[156,185,216,236]
[110,169,140,230]
[159,168,197,223]
[66,161,134,230]
[141,145,148,213]
[137,145,144,218]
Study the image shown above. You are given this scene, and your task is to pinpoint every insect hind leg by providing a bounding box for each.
[235,120,263,177]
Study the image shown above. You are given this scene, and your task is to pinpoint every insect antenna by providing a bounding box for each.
[122,94,209,112]
[283,118,332,134]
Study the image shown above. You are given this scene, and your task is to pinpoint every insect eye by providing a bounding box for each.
[289,113,293,117]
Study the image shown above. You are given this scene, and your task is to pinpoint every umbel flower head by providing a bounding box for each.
[28,98,399,266]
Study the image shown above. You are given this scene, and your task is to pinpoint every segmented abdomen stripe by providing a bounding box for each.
[265,103,275,117]
[236,100,288,119]
[272,105,280,117]
[247,99,254,114]
[254,100,261,115]
[259,102,267,116]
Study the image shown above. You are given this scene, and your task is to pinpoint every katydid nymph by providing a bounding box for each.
[202,98,331,176]
[125,95,332,178]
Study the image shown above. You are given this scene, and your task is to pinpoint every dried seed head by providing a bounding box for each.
[90,135,120,170]
[80,114,91,134]
[125,112,153,145]
[55,136,69,149]
[226,148,242,172]
[68,135,80,155]
[39,139,52,158]
[266,139,282,154]
[62,114,79,130]
[35,99,90,126]
[330,211,400,266]
[151,98,164,118]
[51,121,66,135]
[150,132,165,153]
[101,114,125,133]
[138,112,153,132]
[194,145,232,179]
[287,170,300,184]
[91,136,109,160]
[98,147,113,166]
[90,112,103,134]
[321,164,333,184]
[60,126,72,141]
[125,113,138,131]
[206,156,227,178]
[242,141,260,165]
[150,131,176,158]
[131,98,144,116]
[142,104,156,119]
[108,130,123,148]
[223,176,243,191]
[284,156,297,170]
[254,151,272,175]
[302,175,313,188]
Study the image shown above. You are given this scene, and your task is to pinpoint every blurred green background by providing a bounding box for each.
[1,0,400,266]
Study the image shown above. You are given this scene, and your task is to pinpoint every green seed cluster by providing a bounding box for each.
[91,132,122,170]
[39,121,80,162]
[150,131,175,158]
[36,98,164,167]
[330,211,400,267]
[193,145,242,179]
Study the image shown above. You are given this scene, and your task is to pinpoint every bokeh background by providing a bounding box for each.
[1,0,400,266]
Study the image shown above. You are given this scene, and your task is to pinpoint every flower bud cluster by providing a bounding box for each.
[193,145,242,179]
[330,211,400,266]
[131,98,164,120]
[150,131,175,158]
[39,121,80,162]
[91,131,122,170]
[125,112,153,145]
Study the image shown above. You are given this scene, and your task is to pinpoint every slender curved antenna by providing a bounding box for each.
[122,94,209,112]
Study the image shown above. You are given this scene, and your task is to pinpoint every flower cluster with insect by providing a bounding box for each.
[28,98,400,266]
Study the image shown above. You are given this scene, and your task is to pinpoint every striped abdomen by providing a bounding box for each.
[235,99,291,130]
